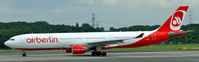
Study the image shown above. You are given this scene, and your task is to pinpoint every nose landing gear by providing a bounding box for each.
[22,51,27,57]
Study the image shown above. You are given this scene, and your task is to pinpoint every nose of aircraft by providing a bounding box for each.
[4,41,13,48]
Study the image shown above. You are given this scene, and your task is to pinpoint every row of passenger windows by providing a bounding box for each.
[8,36,131,41]
[62,37,131,40]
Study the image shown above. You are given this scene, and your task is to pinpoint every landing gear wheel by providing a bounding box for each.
[92,51,97,56]
[91,51,107,56]
[96,51,101,56]
[22,51,27,57]
[101,52,107,56]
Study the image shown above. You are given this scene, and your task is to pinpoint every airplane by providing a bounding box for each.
[4,6,190,57]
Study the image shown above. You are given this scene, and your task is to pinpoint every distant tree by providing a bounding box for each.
[75,23,79,28]
[109,27,117,31]
[80,23,95,32]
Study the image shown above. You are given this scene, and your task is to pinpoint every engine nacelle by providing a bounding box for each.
[72,45,87,54]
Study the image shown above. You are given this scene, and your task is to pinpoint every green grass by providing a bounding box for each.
[0,50,19,52]
[109,44,199,50]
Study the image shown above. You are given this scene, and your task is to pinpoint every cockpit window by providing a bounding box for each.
[10,39,15,41]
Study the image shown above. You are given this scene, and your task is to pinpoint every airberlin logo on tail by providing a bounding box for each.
[26,36,59,43]
[172,17,182,27]
[170,10,186,30]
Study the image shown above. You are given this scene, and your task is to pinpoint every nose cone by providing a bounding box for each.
[4,41,13,48]
[4,41,8,46]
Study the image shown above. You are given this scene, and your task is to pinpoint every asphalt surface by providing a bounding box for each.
[0,50,199,62]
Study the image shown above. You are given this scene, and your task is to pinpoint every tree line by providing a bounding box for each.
[0,21,198,49]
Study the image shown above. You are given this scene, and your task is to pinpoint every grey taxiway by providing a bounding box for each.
[0,50,199,62]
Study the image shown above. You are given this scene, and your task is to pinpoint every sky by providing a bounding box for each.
[0,0,198,29]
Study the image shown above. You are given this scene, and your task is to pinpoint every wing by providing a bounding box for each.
[88,39,126,47]
[87,33,144,47]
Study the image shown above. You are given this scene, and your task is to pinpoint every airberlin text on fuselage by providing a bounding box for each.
[26,36,59,43]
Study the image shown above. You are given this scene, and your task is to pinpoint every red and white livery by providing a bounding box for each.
[4,6,189,56]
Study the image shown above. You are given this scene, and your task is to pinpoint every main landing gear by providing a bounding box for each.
[22,51,27,57]
[91,51,107,56]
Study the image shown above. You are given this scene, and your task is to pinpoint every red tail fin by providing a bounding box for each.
[157,6,189,31]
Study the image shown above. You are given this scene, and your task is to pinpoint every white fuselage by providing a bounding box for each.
[5,31,154,49]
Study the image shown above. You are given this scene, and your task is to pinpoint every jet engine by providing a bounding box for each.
[72,45,87,54]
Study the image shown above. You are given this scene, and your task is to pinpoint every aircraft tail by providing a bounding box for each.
[157,6,189,31]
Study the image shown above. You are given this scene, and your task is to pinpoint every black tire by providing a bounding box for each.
[96,51,101,56]
[22,53,26,57]
[92,51,97,56]
[101,52,107,56]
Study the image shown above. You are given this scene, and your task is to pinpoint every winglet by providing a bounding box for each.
[135,33,144,38]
